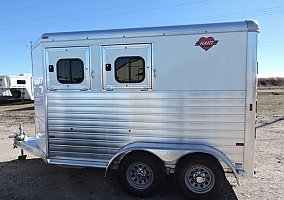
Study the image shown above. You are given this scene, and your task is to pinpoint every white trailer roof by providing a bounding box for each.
[35,20,259,47]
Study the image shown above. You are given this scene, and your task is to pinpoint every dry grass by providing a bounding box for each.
[257,94,284,116]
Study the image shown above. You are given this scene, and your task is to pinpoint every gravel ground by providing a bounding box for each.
[0,94,283,200]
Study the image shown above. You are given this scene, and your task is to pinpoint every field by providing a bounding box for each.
[0,92,283,200]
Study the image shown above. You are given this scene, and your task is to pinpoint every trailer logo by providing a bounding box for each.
[195,37,218,51]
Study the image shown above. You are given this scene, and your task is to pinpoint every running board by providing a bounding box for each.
[48,158,108,169]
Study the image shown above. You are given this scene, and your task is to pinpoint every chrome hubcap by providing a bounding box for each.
[185,165,215,194]
[126,162,153,190]
[195,172,206,184]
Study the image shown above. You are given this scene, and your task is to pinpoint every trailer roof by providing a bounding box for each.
[36,20,258,46]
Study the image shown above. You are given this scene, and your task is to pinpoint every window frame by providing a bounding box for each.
[114,56,145,84]
[56,58,84,84]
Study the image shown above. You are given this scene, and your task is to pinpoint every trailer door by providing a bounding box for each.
[45,47,90,90]
[102,44,152,90]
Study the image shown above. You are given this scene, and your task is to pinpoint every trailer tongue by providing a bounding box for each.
[10,123,46,160]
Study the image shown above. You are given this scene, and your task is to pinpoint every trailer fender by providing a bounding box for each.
[105,142,240,185]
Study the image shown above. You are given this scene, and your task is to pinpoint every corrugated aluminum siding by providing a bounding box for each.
[47,91,245,166]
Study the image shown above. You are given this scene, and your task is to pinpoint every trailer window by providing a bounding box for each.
[115,56,145,83]
[57,59,84,84]
[17,80,26,84]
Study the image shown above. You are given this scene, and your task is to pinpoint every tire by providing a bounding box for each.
[118,153,164,197]
[176,156,225,200]
[11,90,22,99]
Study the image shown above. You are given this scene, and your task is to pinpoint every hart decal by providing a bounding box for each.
[195,37,218,51]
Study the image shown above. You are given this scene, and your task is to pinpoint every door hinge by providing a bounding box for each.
[141,87,148,91]
[105,87,113,91]
[49,87,57,91]
[80,87,88,91]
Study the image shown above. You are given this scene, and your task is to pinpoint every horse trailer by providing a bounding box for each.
[0,73,34,101]
[12,20,259,199]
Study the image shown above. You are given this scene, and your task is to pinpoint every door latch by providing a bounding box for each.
[49,65,54,72]
[106,64,111,71]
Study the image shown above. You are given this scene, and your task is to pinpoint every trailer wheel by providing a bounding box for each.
[176,156,224,199]
[118,153,163,197]
[11,90,22,99]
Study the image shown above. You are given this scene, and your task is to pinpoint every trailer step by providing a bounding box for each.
[48,157,108,169]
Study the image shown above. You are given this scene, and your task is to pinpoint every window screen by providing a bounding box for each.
[115,57,145,83]
[57,59,84,84]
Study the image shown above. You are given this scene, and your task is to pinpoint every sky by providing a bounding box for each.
[0,0,283,77]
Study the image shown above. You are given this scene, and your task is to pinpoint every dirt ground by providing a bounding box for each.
[0,93,283,200]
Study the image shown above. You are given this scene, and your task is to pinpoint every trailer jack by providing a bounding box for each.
[9,123,27,160]
[18,149,27,160]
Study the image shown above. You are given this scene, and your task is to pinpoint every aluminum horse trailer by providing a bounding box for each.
[12,20,258,199]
